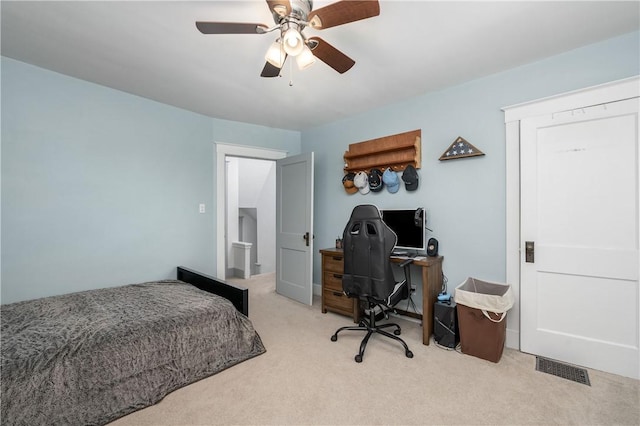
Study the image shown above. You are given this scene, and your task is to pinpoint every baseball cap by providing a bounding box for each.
[402,165,419,191]
[353,171,370,194]
[382,169,400,194]
[342,172,358,194]
[368,168,383,192]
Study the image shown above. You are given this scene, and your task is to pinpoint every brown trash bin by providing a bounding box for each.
[456,304,507,363]
[454,277,514,363]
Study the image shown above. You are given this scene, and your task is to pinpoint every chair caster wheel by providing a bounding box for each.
[331,335,337,342]
[394,329,401,335]
[355,354,363,363]
[406,350,414,358]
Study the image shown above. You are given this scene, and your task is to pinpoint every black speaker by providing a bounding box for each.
[434,300,459,348]
[427,238,438,257]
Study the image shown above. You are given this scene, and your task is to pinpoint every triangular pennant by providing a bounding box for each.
[439,136,485,161]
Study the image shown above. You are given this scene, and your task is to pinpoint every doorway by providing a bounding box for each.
[225,157,276,278]
[215,143,287,279]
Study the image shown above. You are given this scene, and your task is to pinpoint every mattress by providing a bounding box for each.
[1,280,266,425]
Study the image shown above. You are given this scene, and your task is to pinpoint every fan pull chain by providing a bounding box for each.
[289,56,294,86]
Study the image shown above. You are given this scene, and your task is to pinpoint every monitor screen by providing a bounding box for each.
[381,208,425,252]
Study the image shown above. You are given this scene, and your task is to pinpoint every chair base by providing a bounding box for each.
[331,304,414,363]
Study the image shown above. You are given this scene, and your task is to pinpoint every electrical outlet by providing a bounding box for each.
[199,203,205,213]
[411,284,417,293]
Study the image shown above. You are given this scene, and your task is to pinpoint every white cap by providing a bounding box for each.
[353,171,370,195]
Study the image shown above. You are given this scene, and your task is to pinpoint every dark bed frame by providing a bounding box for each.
[177,266,249,317]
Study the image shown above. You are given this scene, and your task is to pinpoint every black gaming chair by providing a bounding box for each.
[331,204,414,362]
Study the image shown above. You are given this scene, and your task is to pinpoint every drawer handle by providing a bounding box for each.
[332,256,343,261]
[333,273,343,279]
[332,291,343,297]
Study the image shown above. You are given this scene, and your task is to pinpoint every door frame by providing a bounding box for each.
[502,75,640,350]
[215,143,288,279]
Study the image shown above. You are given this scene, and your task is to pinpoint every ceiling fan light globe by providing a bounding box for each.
[282,28,304,56]
[296,45,316,70]
[265,40,286,68]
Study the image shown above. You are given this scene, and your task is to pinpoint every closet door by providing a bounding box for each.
[520,97,639,379]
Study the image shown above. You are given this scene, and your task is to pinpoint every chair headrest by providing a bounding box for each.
[349,204,382,222]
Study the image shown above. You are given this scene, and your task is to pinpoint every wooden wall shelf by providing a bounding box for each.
[343,129,421,173]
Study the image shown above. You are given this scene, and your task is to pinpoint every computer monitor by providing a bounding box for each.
[380,208,425,253]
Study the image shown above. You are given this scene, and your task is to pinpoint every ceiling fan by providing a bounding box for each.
[196,0,380,77]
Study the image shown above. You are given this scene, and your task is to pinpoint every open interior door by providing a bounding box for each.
[275,152,314,305]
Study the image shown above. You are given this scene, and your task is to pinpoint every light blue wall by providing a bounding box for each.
[1,57,300,303]
[2,30,638,305]
[304,31,640,309]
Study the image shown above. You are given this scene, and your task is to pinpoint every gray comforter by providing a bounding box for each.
[1,280,266,425]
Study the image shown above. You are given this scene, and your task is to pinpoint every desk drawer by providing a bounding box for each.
[323,288,354,312]
[323,271,344,291]
[323,254,344,273]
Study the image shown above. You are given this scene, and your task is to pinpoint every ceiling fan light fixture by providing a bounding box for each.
[296,45,316,70]
[282,27,304,56]
[265,39,286,68]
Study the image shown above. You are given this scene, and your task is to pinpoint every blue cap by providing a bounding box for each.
[382,169,400,193]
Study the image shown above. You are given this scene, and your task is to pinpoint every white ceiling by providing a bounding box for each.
[2,1,639,131]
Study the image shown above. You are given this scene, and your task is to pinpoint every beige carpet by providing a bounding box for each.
[111,272,639,425]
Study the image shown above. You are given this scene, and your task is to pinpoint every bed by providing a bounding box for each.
[1,266,266,426]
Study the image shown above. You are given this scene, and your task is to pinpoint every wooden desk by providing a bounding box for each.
[319,248,443,346]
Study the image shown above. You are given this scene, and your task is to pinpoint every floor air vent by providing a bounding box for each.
[535,356,591,386]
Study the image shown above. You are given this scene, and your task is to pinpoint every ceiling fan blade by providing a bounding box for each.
[196,22,268,34]
[260,60,285,78]
[308,37,355,74]
[266,0,291,17]
[307,0,380,30]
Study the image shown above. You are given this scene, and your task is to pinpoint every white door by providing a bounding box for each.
[520,97,639,379]
[276,152,314,305]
